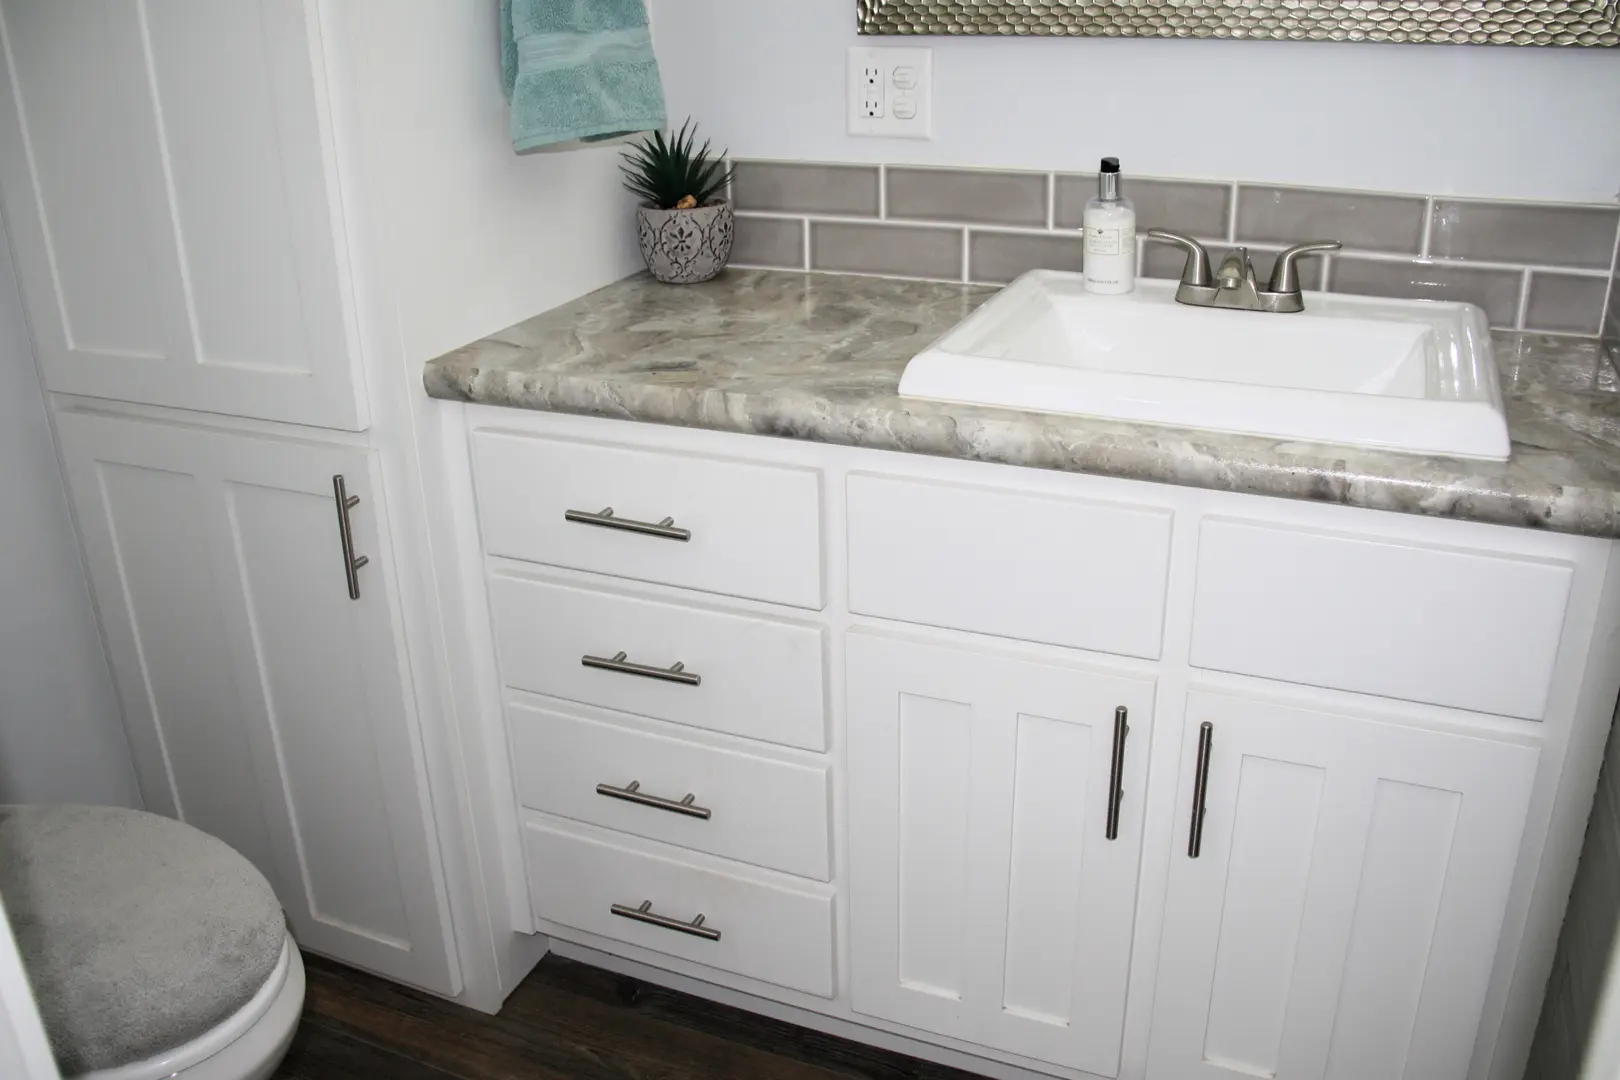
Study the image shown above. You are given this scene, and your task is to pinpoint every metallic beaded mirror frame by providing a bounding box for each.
[856,0,1620,46]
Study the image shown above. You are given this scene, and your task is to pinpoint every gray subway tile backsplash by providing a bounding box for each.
[810,221,963,280]
[1525,273,1611,336]
[1331,257,1524,329]
[727,159,1618,336]
[969,230,1084,284]
[887,167,1048,228]
[731,162,880,217]
[1237,185,1427,254]
[1056,175,1231,240]
[1430,200,1620,271]
[732,215,804,269]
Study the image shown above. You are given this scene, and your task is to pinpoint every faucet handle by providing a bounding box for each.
[1267,241,1342,295]
[1144,230,1213,288]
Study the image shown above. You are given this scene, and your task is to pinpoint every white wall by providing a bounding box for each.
[329,0,643,366]
[649,0,1620,204]
[0,217,140,808]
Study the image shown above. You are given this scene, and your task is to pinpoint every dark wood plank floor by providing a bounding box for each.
[276,953,991,1080]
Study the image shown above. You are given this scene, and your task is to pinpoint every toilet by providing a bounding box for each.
[0,805,304,1080]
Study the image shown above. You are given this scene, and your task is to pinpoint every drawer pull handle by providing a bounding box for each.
[330,475,370,601]
[1188,721,1214,859]
[582,651,702,686]
[611,900,721,941]
[565,506,691,542]
[1105,706,1129,841]
[596,780,712,820]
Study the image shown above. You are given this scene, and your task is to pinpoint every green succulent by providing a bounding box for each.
[620,119,733,210]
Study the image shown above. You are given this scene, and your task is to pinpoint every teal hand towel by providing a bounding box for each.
[500,0,668,151]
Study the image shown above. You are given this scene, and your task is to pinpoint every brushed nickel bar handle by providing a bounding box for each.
[610,900,721,941]
[582,651,702,686]
[564,506,691,542]
[1188,721,1214,859]
[1105,706,1129,841]
[331,475,369,601]
[595,780,712,820]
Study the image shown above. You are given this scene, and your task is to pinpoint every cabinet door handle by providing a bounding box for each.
[1105,706,1129,841]
[565,506,691,542]
[330,475,370,601]
[610,900,721,941]
[582,651,702,686]
[596,780,712,820]
[1188,721,1214,858]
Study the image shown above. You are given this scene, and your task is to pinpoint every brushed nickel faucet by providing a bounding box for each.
[1145,230,1341,314]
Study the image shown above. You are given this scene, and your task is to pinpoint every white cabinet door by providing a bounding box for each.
[847,631,1155,1077]
[55,411,454,993]
[0,1,365,429]
[1148,690,1539,1080]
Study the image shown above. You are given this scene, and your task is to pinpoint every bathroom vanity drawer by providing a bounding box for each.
[847,473,1173,659]
[525,818,836,997]
[508,703,832,880]
[489,575,827,751]
[471,431,823,608]
[1190,518,1573,720]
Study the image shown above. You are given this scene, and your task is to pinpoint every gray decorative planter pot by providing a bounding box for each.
[636,201,734,284]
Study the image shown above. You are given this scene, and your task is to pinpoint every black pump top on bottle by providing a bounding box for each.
[1100,157,1120,174]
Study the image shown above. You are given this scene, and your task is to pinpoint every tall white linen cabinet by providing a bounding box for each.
[0,0,638,1009]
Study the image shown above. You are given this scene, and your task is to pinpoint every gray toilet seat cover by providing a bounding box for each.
[0,805,287,1075]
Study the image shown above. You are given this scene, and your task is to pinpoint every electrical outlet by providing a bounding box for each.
[848,47,931,138]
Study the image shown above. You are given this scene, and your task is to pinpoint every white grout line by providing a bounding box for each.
[802,218,812,271]
[1420,196,1435,258]
[961,229,971,283]
[1516,267,1533,331]
[1046,172,1056,231]
[878,164,888,220]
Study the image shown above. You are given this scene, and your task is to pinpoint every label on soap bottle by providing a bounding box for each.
[1085,223,1135,257]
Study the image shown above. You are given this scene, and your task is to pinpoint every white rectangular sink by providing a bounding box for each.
[899,270,1510,460]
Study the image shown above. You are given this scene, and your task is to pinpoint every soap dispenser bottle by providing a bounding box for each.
[1083,157,1136,295]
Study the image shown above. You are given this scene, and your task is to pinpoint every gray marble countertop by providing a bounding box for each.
[424,268,1620,540]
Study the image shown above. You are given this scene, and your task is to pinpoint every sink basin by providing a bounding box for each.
[898,270,1510,460]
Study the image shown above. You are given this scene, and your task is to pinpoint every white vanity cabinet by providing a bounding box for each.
[54,409,456,994]
[846,632,1156,1076]
[457,407,1617,1080]
[1148,691,1539,1080]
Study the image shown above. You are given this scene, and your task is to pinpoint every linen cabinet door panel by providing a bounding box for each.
[846,631,1154,1077]
[0,0,365,428]
[54,412,453,992]
[1147,691,1539,1080]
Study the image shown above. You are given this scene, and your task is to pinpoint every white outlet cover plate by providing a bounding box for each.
[848,46,932,139]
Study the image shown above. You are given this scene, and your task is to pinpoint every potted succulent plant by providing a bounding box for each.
[621,120,735,284]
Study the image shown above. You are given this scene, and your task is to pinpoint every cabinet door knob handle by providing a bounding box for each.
[596,780,712,820]
[1188,721,1214,858]
[610,900,721,941]
[565,506,691,542]
[331,475,369,601]
[1105,706,1129,841]
[582,651,702,686]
